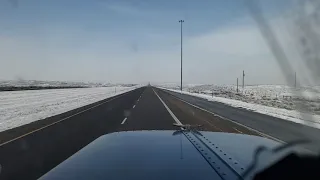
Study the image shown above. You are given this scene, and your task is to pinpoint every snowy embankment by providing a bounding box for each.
[186,84,320,114]
[0,86,140,132]
[159,87,320,129]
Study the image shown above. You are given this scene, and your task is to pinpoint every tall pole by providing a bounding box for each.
[237,78,239,92]
[179,20,184,91]
[242,70,245,89]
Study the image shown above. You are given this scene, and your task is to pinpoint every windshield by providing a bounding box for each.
[0,0,319,179]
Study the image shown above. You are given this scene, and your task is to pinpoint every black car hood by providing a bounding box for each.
[40,130,303,180]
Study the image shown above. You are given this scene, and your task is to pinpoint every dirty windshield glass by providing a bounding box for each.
[0,0,320,179]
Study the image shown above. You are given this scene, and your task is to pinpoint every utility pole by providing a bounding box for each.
[237,78,239,92]
[179,20,184,91]
[242,70,245,89]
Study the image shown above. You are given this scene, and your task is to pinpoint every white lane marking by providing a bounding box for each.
[154,89,222,132]
[121,117,128,125]
[233,127,243,134]
[0,91,130,147]
[133,105,136,108]
[153,89,182,125]
[162,90,285,143]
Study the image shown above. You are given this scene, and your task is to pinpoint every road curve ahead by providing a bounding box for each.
[0,86,319,179]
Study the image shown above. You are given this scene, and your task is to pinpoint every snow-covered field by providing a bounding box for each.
[158,84,320,115]
[157,84,320,129]
[0,80,136,88]
[190,85,320,114]
[0,86,140,132]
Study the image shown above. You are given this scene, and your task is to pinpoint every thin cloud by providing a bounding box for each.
[101,1,171,18]
[7,0,18,8]
[102,1,144,16]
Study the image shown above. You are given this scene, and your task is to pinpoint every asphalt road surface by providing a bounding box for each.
[161,89,320,152]
[0,86,320,179]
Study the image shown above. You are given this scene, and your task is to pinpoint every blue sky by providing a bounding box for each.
[0,0,298,84]
[0,0,288,37]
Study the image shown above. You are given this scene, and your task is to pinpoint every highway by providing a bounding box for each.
[0,86,320,179]
[163,89,320,151]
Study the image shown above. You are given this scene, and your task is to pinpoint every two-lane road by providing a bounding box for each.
[1,86,320,179]
[160,88,320,152]
[116,88,176,131]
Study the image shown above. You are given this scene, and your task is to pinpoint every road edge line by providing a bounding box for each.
[159,88,285,143]
[152,89,182,125]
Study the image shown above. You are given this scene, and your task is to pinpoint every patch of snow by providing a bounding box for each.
[0,86,141,132]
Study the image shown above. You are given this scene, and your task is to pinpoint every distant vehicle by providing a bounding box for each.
[39,125,317,180]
